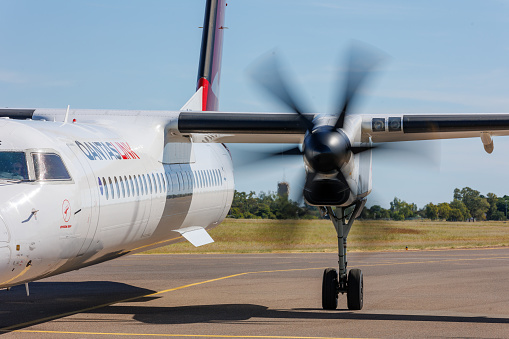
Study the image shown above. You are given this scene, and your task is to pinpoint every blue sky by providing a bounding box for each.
[1,1,509,208]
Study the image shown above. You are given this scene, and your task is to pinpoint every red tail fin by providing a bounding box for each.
[197,0,226,111]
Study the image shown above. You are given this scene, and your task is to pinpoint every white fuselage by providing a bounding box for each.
[0,110,234,288]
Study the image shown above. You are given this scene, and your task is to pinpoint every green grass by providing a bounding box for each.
[144,218,509,254]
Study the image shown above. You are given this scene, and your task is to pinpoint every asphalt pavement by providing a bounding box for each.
[1,248,509,338]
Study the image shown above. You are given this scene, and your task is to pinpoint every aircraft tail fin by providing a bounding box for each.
[196,0,226,111]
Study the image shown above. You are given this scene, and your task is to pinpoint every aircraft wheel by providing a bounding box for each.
[322,268,339,310]
[347,268,363,310]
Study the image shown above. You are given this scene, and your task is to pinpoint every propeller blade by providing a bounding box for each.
[350,145,377,154]
[271,146,303,157]
[248,52,315,131]
[334,42,386,129]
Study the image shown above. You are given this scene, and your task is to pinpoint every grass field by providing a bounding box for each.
[144,218,509,254]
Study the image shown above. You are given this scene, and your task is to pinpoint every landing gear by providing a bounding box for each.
[322,268,338,310]
[321,202,365,310]
[347,268,363,310]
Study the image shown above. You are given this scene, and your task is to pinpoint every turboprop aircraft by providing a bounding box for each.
[1,0,509,311]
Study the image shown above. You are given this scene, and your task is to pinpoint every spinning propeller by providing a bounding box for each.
[250,43,385,206]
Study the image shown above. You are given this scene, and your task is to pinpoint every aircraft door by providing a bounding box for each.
[0,216,10,273]
[66,143,99,256]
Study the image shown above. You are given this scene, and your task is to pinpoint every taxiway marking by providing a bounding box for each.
[10,329,369,339]
[3,254,508,333]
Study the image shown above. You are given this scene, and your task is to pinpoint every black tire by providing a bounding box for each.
[322,268,338,310]
[347,268,363,310]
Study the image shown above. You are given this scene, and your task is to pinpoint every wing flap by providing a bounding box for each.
[174,226,214,247]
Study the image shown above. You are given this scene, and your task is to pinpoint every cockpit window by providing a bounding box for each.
[0,152,29,180]
[32,153,71,180]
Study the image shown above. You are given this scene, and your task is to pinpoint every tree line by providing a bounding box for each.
[229,187,509,221]
[228,191,321,219]
[360,187,509,221]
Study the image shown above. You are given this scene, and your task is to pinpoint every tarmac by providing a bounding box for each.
[1,248,509,338]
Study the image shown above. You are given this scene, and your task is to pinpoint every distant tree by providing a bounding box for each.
[496,196,509,220]
[424,202,438,220]
[364,205,391,219]
[391,211,404,221]
[449,208,463,221]
[449,199,470,221]
[490,210,506,221]
[457,187,489,220]
[453,188,462,201]
[486,193,499,220]
[437,202,452,220]
[390,197,417,219]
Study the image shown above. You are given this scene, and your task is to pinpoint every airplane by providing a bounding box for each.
[1,0,509,311]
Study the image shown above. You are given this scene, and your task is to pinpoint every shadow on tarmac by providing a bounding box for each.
[2,282,509,334]
[0,281,156,331]
[87,303,509,325]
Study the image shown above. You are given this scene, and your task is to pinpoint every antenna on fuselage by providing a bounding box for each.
[64,105,70,124]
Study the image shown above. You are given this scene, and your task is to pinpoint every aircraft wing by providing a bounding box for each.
[178,111,313,143]
[364,113,509,143]
[178,111,509,148]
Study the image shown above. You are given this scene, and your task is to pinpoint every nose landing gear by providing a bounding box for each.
[321,203,365,310]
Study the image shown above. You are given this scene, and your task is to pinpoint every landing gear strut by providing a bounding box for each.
[321,202,365,310]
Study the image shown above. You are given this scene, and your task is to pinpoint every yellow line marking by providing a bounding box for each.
[8,330,367,339]
[2,253,508,332]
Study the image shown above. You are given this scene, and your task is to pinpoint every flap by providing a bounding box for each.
[174,226,214,247]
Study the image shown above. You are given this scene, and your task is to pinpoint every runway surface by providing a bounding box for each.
[1,248,509,338]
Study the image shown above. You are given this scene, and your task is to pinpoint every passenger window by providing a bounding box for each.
[102,177,108,200]
[151,173,157,194]
[32,153,71,180]
[142,174,148,195]
[119,176,125,198]
[137,175,142,195]
[124,176,129,197]
[157,173,162,193]
[98,177,104,196]
[127,175,132,197]
[114,177,120,198]
[134,175,140,196]
[108,177,114,199]
[147,173,153,194]
[161,173,166,192]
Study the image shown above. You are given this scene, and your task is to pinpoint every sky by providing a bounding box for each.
[1,1,509,208]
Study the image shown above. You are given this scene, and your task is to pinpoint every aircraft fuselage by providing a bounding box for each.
[0,111,234,288]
